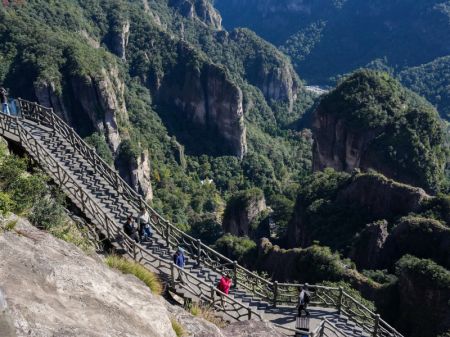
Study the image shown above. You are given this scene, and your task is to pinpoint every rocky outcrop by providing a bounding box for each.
[107,20,130,60]
[169,0,222,29]
[34,81,71,122]
[130,149,153,202]
[311,71,446,193]
[350,220,389,270]
[395,256,450,337]
[222,189,266,237]
[381,217,450,270]
[0,219,175,337]
[287,172,430,248]
[0,217,289,337]
[157,48,247,158]
[336,174,429,220]
[35,66,127,153]
[228,29,300,110]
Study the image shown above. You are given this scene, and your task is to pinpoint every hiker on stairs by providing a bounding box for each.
[173,247,185,283]
[217,273,232,308]
[137,206,152,242]
[0,87,10,115]
[297,284,310,317]
[124,216,140,243]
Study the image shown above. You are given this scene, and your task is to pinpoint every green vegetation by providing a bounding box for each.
[320,70,447,192]
[396,255,450,288]
[399,56,450,121]
[217,0,450,84]
[170,318,185,337]
[214,234,256,263]
[0,0,315,233]
[105,255,163,295]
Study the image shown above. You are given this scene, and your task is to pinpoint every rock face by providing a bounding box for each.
[336,174,429,219]
[287,172,430,248]
[395,256,450,337]
[222,189,266,237]
[107,20,130,60]
[228,29,301,110]
[381,217,450,270]
[0,219,175,337]
[169,0,222,29]
[130,149,153,202]
[312,70,446,193]
[350,221,389,270]
[35,66,126,153]
[157,50,247,158]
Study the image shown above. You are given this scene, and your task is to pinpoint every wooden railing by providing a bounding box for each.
[0,112,261,324]
[7,100,404,337]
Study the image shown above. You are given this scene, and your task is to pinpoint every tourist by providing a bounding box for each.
[217,273,232,295]
[217,273,233,307]
[123,216,139,243]
[0,87,10,115]
[137,206,152,242]
[173,247,185,282]
[297,284,311,317]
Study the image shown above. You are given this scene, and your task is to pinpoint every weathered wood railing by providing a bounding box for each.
[8,100,404,337]
[0,112,261,324]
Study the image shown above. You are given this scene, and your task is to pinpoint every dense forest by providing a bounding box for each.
[0,1,449,337]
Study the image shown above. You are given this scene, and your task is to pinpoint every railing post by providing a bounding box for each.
[247,308,252,320]
[132,241,137,260]
[210,285,215,306]
[320,320,326,337]
[105,214,110,239]
[170,262,175,288]
[372,314,380,337]
[273,281,278,308]
[165,222,171,247]
[337,286,343,315]
[233,261,238,288]
[196,239,202,266]
[78,186,85,211]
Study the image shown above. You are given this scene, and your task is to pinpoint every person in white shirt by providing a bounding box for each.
[137,206,152,242]
[297,284,311,317]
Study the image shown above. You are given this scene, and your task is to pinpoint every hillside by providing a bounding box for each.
[0,0,314,232]
[215,0,450,85]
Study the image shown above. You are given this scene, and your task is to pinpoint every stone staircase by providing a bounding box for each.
[0,99,405,337]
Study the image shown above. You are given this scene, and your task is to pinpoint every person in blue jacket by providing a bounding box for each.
[173,247,185,282]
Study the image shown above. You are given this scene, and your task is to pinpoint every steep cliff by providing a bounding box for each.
[287,170,430,250]
[222,189,267,237]
[155,44,247,158]
[312,70,447,193]
[169,0,222,29]
[35,66,126,153]
[395,256,450,337]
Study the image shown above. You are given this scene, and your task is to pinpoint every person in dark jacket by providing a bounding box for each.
[173,247,185,282]
[0,87,10,115]
[123,216,139,243]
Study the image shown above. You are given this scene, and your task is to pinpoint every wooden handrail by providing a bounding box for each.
[6,101,404,337]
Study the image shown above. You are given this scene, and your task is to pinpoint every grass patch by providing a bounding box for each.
[50,221,94,253]
[3,219,18,231]
[105,255,163,295]
[171,318,185,337]
[187,303,227,328]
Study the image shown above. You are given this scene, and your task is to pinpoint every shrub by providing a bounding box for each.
[396,255,450,288]
[85,132,114,165]
[50,222,94,253]
[29,193,67,229]
[0,191,14,215]
[214,234,257,263]
[105,255,163,295]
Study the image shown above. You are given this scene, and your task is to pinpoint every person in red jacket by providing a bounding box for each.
[217,273,232,307]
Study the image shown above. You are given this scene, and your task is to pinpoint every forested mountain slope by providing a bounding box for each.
[215,0,450,84]
[0,0,313,230]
